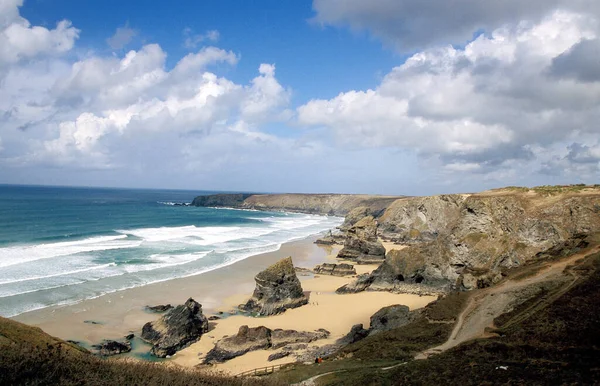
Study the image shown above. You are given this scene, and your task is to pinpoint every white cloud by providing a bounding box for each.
[312,0,600,51]
[0,0,79,65]
[106,24,137,49]
[298,11,600,180]
[183,28,220,49]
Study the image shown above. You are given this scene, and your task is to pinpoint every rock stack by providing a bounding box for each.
[337,216,386,264]
[141,298,209,357]
[240,257,309,316]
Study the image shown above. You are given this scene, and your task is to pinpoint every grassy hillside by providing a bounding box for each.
[0,317,278,386]
[270,234,600,385]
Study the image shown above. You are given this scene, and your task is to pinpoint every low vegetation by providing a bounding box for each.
[0,317,278,386]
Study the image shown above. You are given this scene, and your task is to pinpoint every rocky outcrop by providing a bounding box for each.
[343,190,600,294]
[271,328,329,349]
[338,324,369,344]
[340,206,372,230]
[337,216,386,262]
[315,230,346,245]
[369,305,417,334]
[92,340,131,356]
[145,304,173,313]
[203,325,329,364]
[377,195,466,243]
[240,257,308,315]
[141,298,209,357]
[191,193,253,208]
[314,263,356,276]
[192,193,400,216]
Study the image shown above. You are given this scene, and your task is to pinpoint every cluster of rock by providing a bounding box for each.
[337,216,386,264]
[313,263,356,276]
[92,338,132,356]
[315,229,346,245]
[340,191,600,294]
[203,325,329,364]
[240,257,308,316]
[141,298,209,357]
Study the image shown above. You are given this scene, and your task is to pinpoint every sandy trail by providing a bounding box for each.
[416,245,599,359]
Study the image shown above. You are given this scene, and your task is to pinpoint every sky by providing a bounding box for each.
[0,0,599,195]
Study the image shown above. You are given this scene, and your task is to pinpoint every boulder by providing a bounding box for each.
[369,305,416,334]
[271,328,330,349]
[92,340,131,356]
[268,350,292,362]
[338,324,369,344]
[240,257,308,315]
[141,298,209,357]
[314,263,356,276]
[146,304,173,313]
[337,216,386,262]
[204,325,271,364]
[203,326,329,364]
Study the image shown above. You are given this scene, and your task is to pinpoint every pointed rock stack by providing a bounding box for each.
[141,298,209,357]
[240,257,308,316]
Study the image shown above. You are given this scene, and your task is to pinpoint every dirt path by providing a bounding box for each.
[416,246,599,359]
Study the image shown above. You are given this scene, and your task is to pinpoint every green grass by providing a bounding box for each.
[315,242,600,385]
[0,317,279,386]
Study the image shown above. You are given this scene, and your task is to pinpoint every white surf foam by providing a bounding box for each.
[0,235,141,268]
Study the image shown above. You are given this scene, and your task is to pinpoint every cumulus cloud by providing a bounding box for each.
[0,0,79,65]
[298,10,600,179]
[106,23,137,49]
[549,38,600,82]
[312,0,600,51]
[183,28,220,49]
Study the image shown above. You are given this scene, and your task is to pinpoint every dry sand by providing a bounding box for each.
[12,235,434,376]
[172,245,434,375]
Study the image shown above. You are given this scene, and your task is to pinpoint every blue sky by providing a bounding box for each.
[21,0,399,102]
[0,0,599,194]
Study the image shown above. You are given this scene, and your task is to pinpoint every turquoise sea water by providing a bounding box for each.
[0,185,341,317]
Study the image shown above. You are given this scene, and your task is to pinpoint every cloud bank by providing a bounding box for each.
[0,0,598,193]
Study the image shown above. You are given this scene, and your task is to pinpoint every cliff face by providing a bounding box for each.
[377,194,467,243]
[192,193,400,216]
[348,189,600,293]
[193,187,600,294]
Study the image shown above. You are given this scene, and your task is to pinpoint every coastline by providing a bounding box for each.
[12,234,435,375]
[172,243,434,375]
[12,235,330,345]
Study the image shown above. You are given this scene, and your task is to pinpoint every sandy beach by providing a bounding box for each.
[12,235,434,375]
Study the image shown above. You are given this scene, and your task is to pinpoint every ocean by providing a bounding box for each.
[0,185,342,317]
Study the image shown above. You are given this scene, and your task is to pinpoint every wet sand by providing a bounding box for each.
[12,236,331,344]
[12,236,433,375]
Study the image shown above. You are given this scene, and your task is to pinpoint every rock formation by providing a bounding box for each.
[377,195,466,243]
[145,304,173,313]
[203,325,329,363]
[337,216,386,263]
[338,324,370,344]
[313,263,356,276]
[141,298,209,357]
[192,193,399,216]
[240,257,308,315]
[368,305,417,334]
[341,190,600,294]
[92,340,131,356]
[315,229,346,245]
